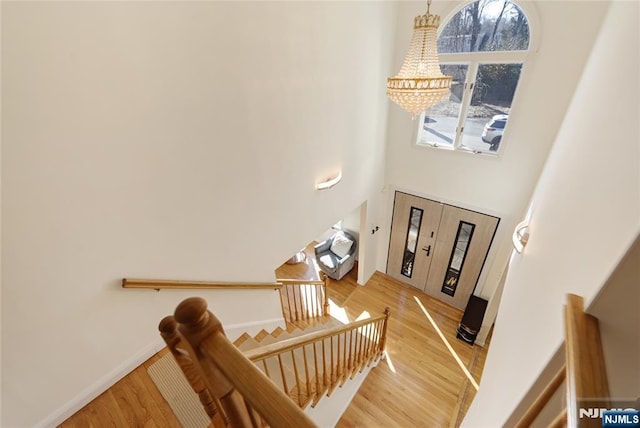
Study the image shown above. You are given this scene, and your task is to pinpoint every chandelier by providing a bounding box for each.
[387,0,452,118]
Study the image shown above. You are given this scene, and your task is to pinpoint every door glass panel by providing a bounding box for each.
[401,207,423,278]
[442,221,475,296]
[460,63,523,153]
[417,64,468,148]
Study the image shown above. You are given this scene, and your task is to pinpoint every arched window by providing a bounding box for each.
[416,0,530,154]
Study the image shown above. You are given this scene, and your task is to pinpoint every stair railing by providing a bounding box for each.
[277,276,330,324]
[515,294,609,428]
[160,297,316,428]
[243,307,391,408]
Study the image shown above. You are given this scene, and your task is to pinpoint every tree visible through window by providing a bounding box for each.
[416,0,530,154]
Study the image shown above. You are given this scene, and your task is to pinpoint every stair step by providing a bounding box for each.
[233,332,252,348]
[254,329,270,342]
[237,336,261,352]
[271,326,285,337]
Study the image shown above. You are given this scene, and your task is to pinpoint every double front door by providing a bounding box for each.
[387,192,499,310]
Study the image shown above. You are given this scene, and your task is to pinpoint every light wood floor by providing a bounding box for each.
[62,244,490,427]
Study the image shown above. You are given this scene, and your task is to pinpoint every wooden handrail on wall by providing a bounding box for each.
[515,294,609,428]
[123,278,282,290]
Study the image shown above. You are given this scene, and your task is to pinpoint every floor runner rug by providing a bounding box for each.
[147,353,211,428]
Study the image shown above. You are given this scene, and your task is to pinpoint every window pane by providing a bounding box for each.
[417,64,468,148]
[460,63,522,153]
[438,0,530,53]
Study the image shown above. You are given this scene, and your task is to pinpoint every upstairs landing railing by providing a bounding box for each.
[277,277,330,325]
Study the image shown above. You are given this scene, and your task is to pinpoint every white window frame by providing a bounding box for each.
[416,1,533,155]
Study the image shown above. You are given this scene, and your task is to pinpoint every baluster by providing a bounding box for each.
[290,350,302,406]
[362,323,371,365]
[298,285,304,321]
[336,331,342,383]
[341,331,348,386]
[322,275,330,316]
[347,328,354,375]
[278,288,286,323]
[261,360,270,379]
[330,335,335,387]
[293,285,300,321]
[321,338,328,388]
[313,341,321,401]
[302,345,312,403]
[380,307,391,354]
[286,286,294,323]
[374,319,382,358]
[317,284,321,318]
[366,323,376,364]
[301,285,308,320]
[277,354,289,394]
[369,322,376,363]
[353,327,364,375]
[309,284,316,319]
[244,400,262,428]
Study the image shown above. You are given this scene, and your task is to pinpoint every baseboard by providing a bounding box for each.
[36,317,284,427]
[34,338,165,428]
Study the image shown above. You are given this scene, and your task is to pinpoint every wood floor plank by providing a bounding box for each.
[59,351,181,428]
[330,268,491,428]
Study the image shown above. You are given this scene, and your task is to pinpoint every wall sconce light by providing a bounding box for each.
[512,220,530,253]
[316,171,342,190]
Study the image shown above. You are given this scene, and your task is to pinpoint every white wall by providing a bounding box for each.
[1,2,394,426]
[380,0,611,343]
[464,1,639,425]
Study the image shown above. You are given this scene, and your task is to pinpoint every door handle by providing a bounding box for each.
[422,245,431,256]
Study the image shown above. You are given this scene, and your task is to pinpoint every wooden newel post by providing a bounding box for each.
[322,274,330,317]
[174,297,225,345]
[173,297,254,428]
[158,315,221,420]
[379,307,391,353]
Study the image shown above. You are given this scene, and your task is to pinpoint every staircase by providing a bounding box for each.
[159,279,391,427]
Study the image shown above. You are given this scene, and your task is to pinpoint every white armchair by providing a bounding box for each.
[314,230,357,280]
